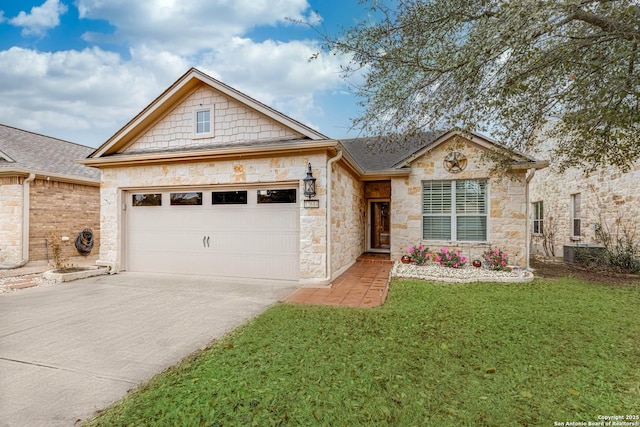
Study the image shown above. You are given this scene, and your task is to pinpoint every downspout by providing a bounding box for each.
[322,150,343,283]
[525,168,536,270]
[0,173,35,269]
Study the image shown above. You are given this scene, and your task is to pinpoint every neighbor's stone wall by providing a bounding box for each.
[125,85,303,153]
[529,159,640,258]
[331,161,365,276]
[391,136,528,267]
[28,179,100,262]
[100,153,329,282]
[0,177,24,263]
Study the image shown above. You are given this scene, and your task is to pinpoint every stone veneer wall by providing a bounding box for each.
[331,161,365,276]
[125,85,303,153]
[29,179,100,261]
[364,181,391,199]
[99,153,329,282]
[0,177,24,263]
[529,160,640,258]
[391,137,529,267]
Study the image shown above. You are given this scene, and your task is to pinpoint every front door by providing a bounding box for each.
[369,200,390,252]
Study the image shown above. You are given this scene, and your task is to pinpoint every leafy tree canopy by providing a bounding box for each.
[325,0,640,171]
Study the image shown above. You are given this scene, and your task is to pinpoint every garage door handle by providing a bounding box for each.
[203,236,207,247]
[206,236,210,247]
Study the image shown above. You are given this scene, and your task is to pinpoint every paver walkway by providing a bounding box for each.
[284,254,393,307]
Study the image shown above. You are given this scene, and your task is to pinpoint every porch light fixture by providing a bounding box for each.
[303,163,319,208]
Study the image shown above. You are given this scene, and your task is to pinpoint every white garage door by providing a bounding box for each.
[125,187,299,281]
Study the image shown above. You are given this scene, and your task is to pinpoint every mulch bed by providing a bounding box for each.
[531,259,640,286]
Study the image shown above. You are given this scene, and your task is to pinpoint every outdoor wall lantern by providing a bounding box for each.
[303,163,319,208]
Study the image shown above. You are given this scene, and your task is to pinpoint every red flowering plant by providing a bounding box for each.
[434,247,467,268]
[483,248,509,270]
[407,244,430,266]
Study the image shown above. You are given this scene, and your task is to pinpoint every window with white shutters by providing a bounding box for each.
[422,180,488,241]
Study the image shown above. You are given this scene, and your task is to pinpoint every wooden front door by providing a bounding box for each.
[369,200,390,252]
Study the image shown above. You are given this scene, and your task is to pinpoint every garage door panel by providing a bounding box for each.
[128,230,208,252]
[126,187,300,281]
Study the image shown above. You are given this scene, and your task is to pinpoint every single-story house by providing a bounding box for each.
[0,124,100,268]
[82,68,546,285]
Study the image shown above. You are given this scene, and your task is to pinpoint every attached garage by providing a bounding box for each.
[125,187,300,281]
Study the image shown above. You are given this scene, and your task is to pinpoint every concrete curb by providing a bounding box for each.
[42,266,109,283]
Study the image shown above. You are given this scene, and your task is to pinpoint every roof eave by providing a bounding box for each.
[89,68,328,159]
[509,160,549,170]
[0,168,100,186]
[80,140,341,168]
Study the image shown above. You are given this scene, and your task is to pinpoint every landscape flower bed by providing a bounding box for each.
[392,261,534,283]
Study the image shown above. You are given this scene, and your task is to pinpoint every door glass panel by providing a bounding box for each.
[212,191,247,205]
[257,189,296,204]
[132,193,162,207]
[170,192,203,206]
[370,201,390,250]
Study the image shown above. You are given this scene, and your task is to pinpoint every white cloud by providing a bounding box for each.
[0,46,188,145]
[77,0,313,55]
[197,37,348,131]
[0,1,357,145]
[9,0,68,36]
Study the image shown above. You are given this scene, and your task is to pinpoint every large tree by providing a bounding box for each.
[326,0,640,171]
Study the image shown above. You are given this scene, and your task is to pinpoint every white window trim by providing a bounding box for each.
[422,179,489,243]
[532,201,543,235]
[193,107,213,138]
[570,193,581,240]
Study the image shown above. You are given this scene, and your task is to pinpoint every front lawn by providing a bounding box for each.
[86,278,640,426]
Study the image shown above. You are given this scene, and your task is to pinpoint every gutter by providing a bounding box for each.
[325,150,343,282]
[0,173,35,269]
[80,140,341,168]
[302,150,343,286]
[524,168,537,270]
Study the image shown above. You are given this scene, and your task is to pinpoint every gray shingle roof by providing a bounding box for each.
[0,124,99,181]
[340,132,443,172]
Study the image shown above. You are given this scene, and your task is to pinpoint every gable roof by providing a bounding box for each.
[340,130,547,174]
[0,124,99,183]
[340,131,443,172]
[89,68,330,159]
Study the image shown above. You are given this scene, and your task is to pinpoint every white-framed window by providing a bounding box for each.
[422,179,488,241]
[571,193,581,238]
[194,108,212,135]
[532,201,543,234]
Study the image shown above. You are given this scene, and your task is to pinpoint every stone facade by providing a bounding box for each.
[391,136,529,267]
[29,179,100,261]
[331,161,365,276]
[529,159,640,258]
[364,181,391,199]
[99,152,329,282]
[0,177,24,263]
[125,85,303,154]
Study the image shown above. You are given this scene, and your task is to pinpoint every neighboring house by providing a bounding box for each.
[82,68,546,285]
[529,151,640,261]
[0,124,100,268]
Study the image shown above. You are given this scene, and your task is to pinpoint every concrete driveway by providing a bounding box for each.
[0,272,297,427]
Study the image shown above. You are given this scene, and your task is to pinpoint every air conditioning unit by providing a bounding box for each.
[563,243,605,264]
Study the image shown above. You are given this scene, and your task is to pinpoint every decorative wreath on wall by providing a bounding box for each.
[443,151,467,173]
[75,228,94,256]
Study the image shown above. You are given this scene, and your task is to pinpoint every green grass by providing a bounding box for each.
[86,278,640,426]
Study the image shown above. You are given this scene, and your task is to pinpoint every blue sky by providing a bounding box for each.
[0,0,372,147]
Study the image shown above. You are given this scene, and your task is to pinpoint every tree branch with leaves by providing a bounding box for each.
[322,0,640,171]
